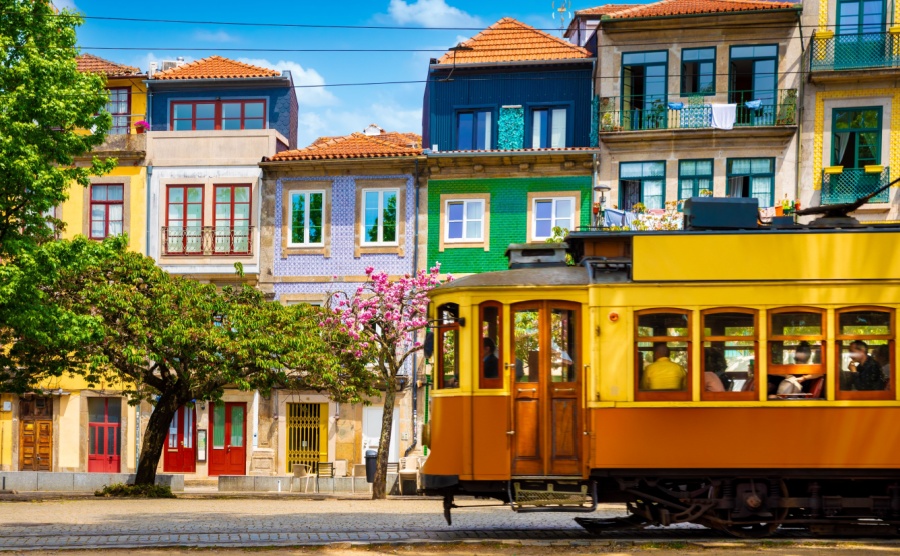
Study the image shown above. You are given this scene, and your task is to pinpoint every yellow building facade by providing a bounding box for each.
[801,0,900,220]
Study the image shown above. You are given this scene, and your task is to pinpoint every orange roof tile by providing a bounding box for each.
[268,130,422,162]
[575,4,640,16]
[76,54,142,77]
[604,0,798,19]
[152,55,281,80]
[436,17,591,65]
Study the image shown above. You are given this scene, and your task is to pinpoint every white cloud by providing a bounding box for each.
[387,0,482,28]
[296,103,422,148]
[52,0,79,12]
[193,30,239,43]
[238,58,337,108]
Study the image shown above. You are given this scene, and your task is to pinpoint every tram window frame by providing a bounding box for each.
[479,301,503,390]
[835,306,894,401]
[436,303,461,390]
[767,307,827,401]
[634,309,692,402]
[701,308,758,401]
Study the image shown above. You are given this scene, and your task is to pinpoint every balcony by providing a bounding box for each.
[598,89,797,134]
[821,167,891,205]
[809,31,900,74]
[162,226,254,256]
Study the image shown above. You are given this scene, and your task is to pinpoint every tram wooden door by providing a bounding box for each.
[510,301,582,476]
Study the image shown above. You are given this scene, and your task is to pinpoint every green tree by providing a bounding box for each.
[0,237,376,485]
[0,1,115,256]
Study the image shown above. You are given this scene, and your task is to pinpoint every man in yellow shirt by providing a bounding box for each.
[641,344,686,391]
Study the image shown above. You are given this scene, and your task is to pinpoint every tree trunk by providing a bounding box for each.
[372,383,397,500]
[134,390,182,486]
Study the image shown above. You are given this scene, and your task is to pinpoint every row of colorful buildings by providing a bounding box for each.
[1,0,898,479]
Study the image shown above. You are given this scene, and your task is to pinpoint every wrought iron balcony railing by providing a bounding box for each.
[821,167,891,205]
[162,226,254,256]
[809,31,900,72]
[598,89,797,133]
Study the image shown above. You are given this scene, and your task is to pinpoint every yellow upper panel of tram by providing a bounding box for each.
[632,231,900,282]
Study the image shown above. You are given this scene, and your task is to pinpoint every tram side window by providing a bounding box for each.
[836,308,893,398]
[551,308,577,383]
[436,303,460,389]
[635,311,691,400]
[701,310,757,400]
[480,302,503,389]
[768,310,826,400]
[514,307,540,383]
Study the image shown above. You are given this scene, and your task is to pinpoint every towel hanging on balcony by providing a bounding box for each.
[745,99,762,110]
[711,104,737,130]
[667,102,684,110]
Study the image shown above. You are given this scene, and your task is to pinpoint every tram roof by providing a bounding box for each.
[437,266,590,290]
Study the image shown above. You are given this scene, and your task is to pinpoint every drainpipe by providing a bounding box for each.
[405,158,422,458]
[795,11,805,206]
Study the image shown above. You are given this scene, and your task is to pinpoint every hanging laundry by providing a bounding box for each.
[667,102,684,110]
[745,99,762,110]
[711,104,737,130]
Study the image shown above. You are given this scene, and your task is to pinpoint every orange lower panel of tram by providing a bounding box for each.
[425,399,900,481]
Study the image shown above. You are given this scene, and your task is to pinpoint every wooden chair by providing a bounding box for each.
[316,462,335,493]
[291,464,313,493]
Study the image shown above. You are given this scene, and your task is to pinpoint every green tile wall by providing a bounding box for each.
[427,176,592,275]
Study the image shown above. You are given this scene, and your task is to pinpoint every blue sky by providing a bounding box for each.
[56,0,606,147]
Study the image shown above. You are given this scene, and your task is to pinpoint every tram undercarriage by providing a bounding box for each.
[434,471,900,538]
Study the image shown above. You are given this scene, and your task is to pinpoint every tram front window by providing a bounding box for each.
[636,311,690,399]
[702,310,757,399]
[436,303,460,389]
[514,309,540,383]
[551,308,576,383]
[480,302,502,389]
[836,308,892,397]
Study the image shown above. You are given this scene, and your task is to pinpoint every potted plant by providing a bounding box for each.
[134,120,150,134]
[632,202,647,214]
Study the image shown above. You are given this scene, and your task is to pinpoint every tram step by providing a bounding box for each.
[511,481,597,513]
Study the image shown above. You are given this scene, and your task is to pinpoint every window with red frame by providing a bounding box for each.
[214,185,251,254]
[106,88,131,135]
[171,100,265,131]
[90,185,124,239]
[165,185,204,254]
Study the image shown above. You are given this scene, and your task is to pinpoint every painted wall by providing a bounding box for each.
[426,66,594,151]
[270,175,418,302]
[148,85,297,147]
[0,394,12,471]
[59,166,147,253]
[427,176,592,275]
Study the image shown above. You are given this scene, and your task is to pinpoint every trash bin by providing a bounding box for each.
[365,450,377,483]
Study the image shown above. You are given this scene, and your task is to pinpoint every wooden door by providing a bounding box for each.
[510,302,583,477]
[208,402,246,476]
[164,407,196,473]
[19,420,52,471]
[88,398,121,473]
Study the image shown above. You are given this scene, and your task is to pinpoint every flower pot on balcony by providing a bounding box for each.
[135,127,145,134]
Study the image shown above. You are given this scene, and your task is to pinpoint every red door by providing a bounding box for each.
[208,402,246,476]
[88,398,121,473]
[164,407,196,473]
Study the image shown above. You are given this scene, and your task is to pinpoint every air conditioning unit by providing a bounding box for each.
[159,57,186,72]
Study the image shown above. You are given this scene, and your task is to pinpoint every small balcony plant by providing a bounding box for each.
[134,120,150,134]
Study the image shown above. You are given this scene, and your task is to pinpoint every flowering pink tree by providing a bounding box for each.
[327,265,444,499]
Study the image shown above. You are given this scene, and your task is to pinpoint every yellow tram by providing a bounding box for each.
[420,203,900,537]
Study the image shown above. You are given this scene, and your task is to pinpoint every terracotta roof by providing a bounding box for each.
[603,0,798,19]
[152,55,281,80]
[76,54,141,77]
[575,4,640,16]
[268,130,422,162]
[436,17,592,65]
[432,147,601,154]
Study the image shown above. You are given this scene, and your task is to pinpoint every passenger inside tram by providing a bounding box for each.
[482,337,499,379]
[848,340,888,391]
[641,343,687,391]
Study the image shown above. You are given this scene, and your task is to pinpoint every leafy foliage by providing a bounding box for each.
[1,237,375,484]
[0,1,116,256]
[95,483,176,498]
[327,266,444,498]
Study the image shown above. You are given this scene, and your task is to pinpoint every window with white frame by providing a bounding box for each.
[362,189,399,245]
[288,190,325,246]
[533,197,575,240]
[445,199,484,242]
